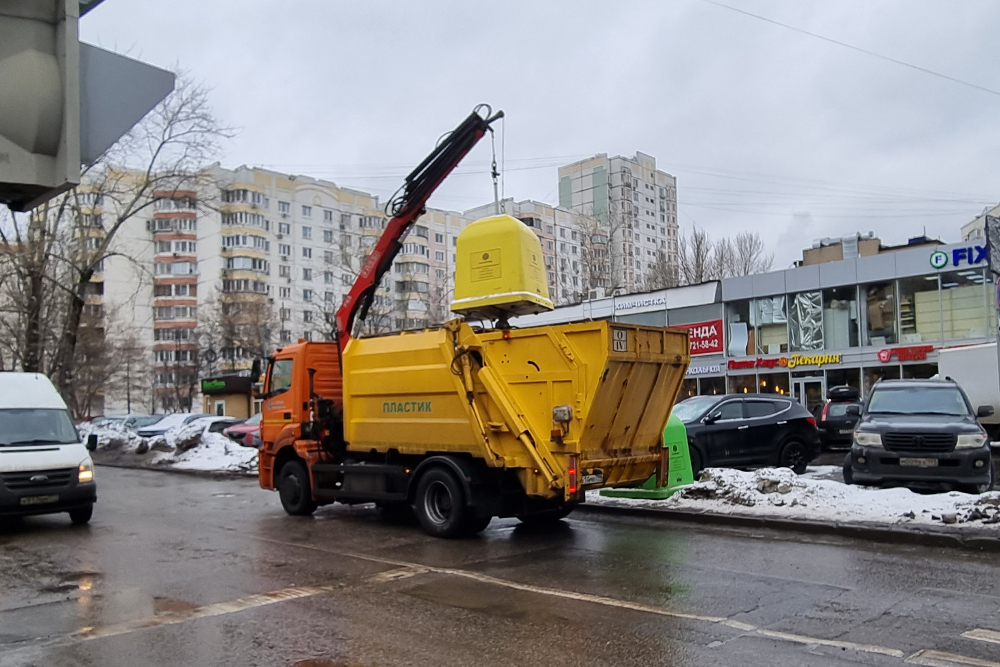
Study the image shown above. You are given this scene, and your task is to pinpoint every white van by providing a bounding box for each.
[0,373,96,525]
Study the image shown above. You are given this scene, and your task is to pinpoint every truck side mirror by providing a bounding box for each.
[251,358,262,380]
[977,405,995,418]
[86,434,98,452]
[252,382,264,399]
[845,404,861,416]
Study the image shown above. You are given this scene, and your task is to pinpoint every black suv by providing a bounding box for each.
[844,378,996,493]
[672,394,821,475]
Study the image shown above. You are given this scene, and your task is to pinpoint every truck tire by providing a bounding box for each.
[413,467,470,538]
[277,459,317,516]
[69,505,93,526]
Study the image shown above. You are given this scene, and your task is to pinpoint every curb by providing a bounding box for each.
[575,503,1000,552]
[94,460,256,481]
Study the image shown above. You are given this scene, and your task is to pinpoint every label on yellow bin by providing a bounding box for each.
[600,412,692,499]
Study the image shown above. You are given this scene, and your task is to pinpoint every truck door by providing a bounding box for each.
[261,357,295,445]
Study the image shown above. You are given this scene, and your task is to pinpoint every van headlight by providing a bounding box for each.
[79,461,94,483]
[956,433,988,449]
[854,432,882,448]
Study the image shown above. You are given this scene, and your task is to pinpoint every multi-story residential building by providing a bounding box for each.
[961,203,1000,242]
[558,152,679,293]
[463,199,601,305]
[99,165,476,414]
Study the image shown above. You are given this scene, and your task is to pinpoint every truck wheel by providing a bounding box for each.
[69,505,93,526]
[414,467,469,538]
[780,440,809,475]
[277,459,317,516]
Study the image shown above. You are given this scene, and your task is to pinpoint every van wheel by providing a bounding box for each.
[414,467,469,538]
[780,440,809,475]
[277,459,317,516]
[69,505,93,526]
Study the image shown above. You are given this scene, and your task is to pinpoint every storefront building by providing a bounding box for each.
[513,240,996,413]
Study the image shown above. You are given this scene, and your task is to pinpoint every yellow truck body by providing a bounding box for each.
[342,318,691,501]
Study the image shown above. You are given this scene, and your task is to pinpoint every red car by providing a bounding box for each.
[223,413,261,447]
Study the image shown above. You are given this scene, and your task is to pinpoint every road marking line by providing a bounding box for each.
[906,649,1000,667]
[366,566,428,583]
[963,629,1000,645]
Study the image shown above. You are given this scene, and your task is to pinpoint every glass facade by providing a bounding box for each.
[862,282,896,346]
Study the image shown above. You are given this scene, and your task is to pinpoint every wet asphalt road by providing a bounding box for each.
[1,468,999,667]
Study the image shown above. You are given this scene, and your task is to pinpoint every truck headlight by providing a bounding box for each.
[79,461,94,483]
[854,432,882,448]
[956,433,988,449]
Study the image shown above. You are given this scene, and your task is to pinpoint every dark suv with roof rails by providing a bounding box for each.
[844,378,996,493]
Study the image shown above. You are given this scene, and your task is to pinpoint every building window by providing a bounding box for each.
[940,268,990,340]
[323,209,333,222]
[302,226,312,239]
[863,282,896,346]
[302,205,312,218]
[279,265,290,278]
[435,251,445,261]
[303,310,313,322]
[340,213,351,230]
[323,229,333,243]
[302,247,312,259]
[789,291,823,351]
[822,286,860,349]
[279,286,291,299]
[726,297,788,356]
[303,289,313,301]
[324,250,333,264]
[278,222,290,235]
[324,271,333,283]
[898,275,941,343]
[434,233,444,244]
[278,201,290,214]
[303,268,312,281]
[325,291,334,302]
[278,243,291,257]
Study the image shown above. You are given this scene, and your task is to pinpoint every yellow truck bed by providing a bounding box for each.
[342,319,690,501]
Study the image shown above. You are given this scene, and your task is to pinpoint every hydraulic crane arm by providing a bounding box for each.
[334,105,504,354]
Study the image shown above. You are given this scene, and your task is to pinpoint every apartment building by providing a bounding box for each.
[961,203,1000,242]
[98,165,475,413]
[558,152,679,292]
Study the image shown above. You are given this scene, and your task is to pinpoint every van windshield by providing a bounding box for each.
[0,409,80,446]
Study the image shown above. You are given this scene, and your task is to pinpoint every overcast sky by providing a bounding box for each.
[81,0,1000,268]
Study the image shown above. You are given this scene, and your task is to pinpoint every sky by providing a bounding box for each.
[80,0,1000,269]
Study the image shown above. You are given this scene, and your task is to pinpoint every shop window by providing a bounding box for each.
[902,363,938,379]
[863,282,896,346]
[680,378,697,399]
[898,275,940,343]
[822,286,859,349]
[729,374,756,394]
[940,269,989,340]
[726,297,787,356]
[757,372,790,396]
[789,291,823,351]
[826,368,861,395]
[863,365,900,396]
[699,376,726,396]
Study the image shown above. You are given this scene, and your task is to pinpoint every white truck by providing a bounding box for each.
[0,373,97,524]
[938,343,1000,439]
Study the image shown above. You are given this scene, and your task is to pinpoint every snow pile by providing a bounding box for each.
[589,466,1000,530]
[77,420,143,451]
[82,421,257,475]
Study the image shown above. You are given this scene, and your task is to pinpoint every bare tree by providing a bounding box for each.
[678,228,772,285]
[642,250,679,291]
[731,231,774,276]
[679,227,715,285]
[0,75,231,412]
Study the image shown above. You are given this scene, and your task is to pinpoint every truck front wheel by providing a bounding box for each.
[277,459,317,516]
[414,467,471,538]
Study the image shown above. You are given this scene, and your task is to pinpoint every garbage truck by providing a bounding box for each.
[253,106,691,536]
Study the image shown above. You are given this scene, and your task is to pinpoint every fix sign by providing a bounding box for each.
[673,319,724,356]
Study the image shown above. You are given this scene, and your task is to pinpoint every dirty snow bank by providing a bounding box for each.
[588,466,1000,530]
[79,422,257,475]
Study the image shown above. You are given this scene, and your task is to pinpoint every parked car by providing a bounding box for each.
[814,385,862,450]
[223,412,261,447]
[188,416,242,434]
[0,373,97,525]
[844,378,996,493]
[135,413,211,438]
[671,393,821,475]
[92,414,163,431]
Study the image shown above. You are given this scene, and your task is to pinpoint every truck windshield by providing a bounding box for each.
[672,396,721,423]
[868,387,970,416]
[0,409,79,446]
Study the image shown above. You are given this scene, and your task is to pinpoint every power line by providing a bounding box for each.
[701,0,1000,98]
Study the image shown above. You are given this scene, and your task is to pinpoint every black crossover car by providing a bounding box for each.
[672,394,821,475]
[814,385,862,450]
[844,378,996,493]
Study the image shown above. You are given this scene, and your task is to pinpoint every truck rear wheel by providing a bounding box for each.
[414,467,471,538]
[278,459,317,516]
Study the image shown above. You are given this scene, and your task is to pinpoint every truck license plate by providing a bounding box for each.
[582,471,604,485]
[20,495,58,506]
[899,457,938,468]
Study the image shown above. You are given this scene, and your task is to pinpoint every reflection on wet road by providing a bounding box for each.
[1,467,999,666]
